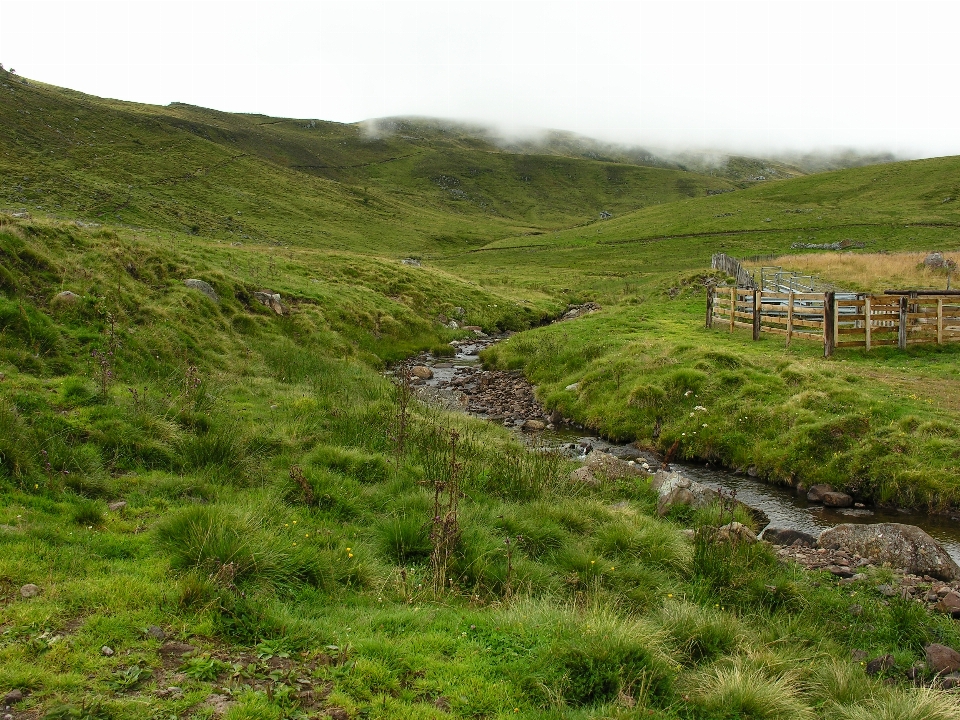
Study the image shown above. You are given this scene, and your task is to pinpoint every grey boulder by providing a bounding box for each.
[818,523,960,580]
[761,527,817,547]
[184,279,219,302]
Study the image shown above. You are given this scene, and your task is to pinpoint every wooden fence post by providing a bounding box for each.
[753,290,761,340]
[864,295,872,351]
[786,291,795,347]
[898,296,908,350]
[729,287,735,333]
[824,291,835,357]
[938,297,944,345]
[706,287,714,329]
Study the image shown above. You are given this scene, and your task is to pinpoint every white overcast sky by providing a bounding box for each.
[2,0,958,158]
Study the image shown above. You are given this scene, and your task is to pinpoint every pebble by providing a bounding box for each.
[19,584,40,598]
[4,690,23,705]
[146,625,166,640]
[101,646,114,656]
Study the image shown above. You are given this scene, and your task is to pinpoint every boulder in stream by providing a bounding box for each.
[818,523,960,581]
[807,484,833,503]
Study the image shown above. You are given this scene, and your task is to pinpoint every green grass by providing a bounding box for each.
[4,68,960,717]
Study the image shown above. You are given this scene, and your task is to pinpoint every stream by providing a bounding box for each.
[404,333,960,564]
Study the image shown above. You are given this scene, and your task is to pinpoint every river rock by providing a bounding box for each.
[807,484,833,503]
[818,523,960,581]
[761,527,817,547]
[521,419,545,432]
[926,643,960,673]
[822,491,853,508]
[410,366,433,380]
[652,470,769,529]
[184,279,218,302]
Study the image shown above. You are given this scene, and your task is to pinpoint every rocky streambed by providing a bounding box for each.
[394,327,960,594]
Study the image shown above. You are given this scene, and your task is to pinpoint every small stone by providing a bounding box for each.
[865,654,895,675]
[827,565,854,578]
[851,649,868,661]
[410,366,433,380]
[101,645,114,656]
[108,501,127,512]
[715,521,757,544]
[876,584,897,597]
[4,689,23,704]
[19,584,40,598]
[925,643,960,674]
[521,419,545,432]
[822,492,854,508]
[848,604,863,616]
[942,673,960,690]
[565,383,579,392]
[146,625,166,640]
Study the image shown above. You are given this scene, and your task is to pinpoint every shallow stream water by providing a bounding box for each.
[417,337,960,564]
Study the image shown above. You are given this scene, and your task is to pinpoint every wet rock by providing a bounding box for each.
[807,484,833,503]
[652,470,769,529]
[925,643,960,674]
[607,446,644,461]
[818,523,960,581]
[410,366,433,380]
[521,419,545,432]
[52,290,79,304]
[19,584,39,598]
[866,654,895,675]
[184,279,218,302]
[822,491,853,508]
[761,527,817,547]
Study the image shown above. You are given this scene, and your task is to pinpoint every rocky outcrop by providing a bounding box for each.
[560,302,601,321]
[818,523,960,581]
[806,484,833,502]
[253,291,287,315]
[184,279,218,302]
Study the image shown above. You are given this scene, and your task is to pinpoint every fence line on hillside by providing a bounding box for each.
[706,287,960,356]
[711,253,755,289]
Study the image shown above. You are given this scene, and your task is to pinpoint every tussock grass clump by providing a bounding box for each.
[376,514,431,565]
[656,600,745,665]
[689,665,815,720]
[831,687,960,720]
[153,504,336,591]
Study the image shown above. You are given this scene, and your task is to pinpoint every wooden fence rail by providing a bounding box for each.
[706,288,960,356]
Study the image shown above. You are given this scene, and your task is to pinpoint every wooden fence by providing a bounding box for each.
[711,253,756,289]
[707,287,960,356]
